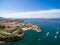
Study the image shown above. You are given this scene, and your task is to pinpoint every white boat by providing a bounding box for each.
[46,32,49,36]
[54,35,57,38]
[56,31,59,34]
[45,32,50,38]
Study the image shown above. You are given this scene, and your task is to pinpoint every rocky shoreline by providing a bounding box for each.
[21,23,42,32]
[0,33,25,43]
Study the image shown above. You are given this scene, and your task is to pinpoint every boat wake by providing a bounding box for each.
[44,32,50,39]
[44,29,59,39]
[39,28,59,40]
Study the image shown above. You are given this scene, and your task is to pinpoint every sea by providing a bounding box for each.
[0,18,60,45]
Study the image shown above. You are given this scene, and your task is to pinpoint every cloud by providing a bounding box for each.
[0,9,60,18]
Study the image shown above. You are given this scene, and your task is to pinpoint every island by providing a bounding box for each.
[0,19,41,43]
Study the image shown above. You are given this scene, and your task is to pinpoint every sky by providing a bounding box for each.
[0,0,60,18]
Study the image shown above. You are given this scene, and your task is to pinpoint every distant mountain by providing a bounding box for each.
[0,17,5,20]
[0,17,3,18]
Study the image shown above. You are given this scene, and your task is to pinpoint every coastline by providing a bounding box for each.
[21,25,42,32]
[22,27,41,32]
[0,19,42,43]
[0,32,25,43]
[0,41,6,43]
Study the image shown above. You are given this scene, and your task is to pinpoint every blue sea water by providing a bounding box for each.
[0,18,60,45]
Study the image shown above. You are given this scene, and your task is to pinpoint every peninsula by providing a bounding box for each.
[0,18,41,43]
